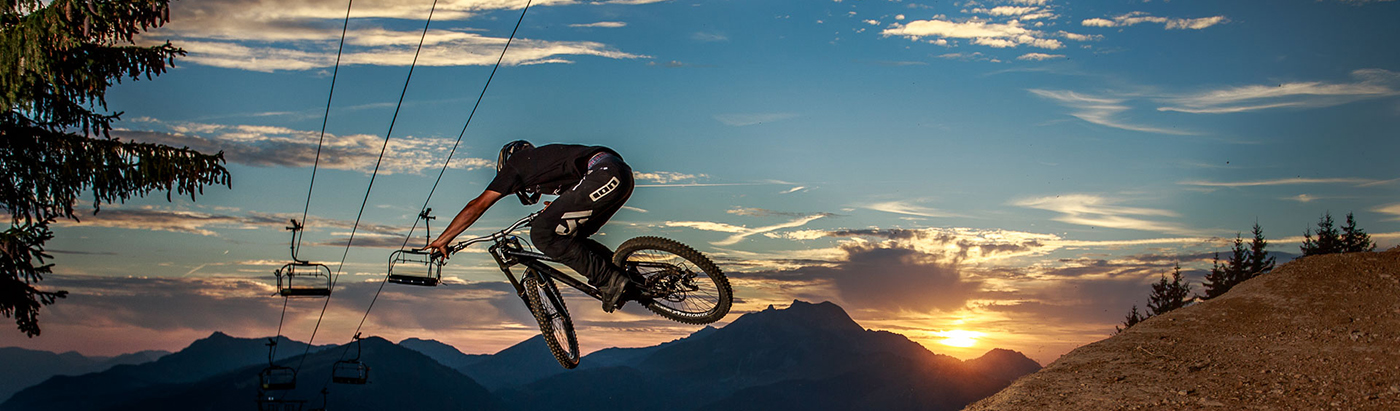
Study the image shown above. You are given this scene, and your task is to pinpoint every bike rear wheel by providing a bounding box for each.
[613,236,732,325]
[523,272,579,369]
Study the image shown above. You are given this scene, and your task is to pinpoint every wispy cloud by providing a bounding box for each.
[862,200,961,218]
[140,0,650,72]
[1157,69,1400,114]
[728,207,833,219]
[692,32,729,42]
[1373,203,1400,221]
[175,37,646,72]
[1179,177,1388,187]
[883,19,1064,50]
[713,113,799,126]
[1018,53,1065,61]
[570,21,626,28]
[56,208,248,236]
[633,171,709,184]
[1029,89,1193,135]
[1081,12,1228,30]
[115,119,492,175]
[1014,194,1200,235]
[56,207,405,239]
[667,213,830,246]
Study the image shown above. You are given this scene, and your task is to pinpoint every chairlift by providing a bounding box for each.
[387,209,443,287]
[259,339,297,390]
[332,333,370,385]
[276,219,332,297]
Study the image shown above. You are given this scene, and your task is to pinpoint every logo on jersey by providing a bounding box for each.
[590,177,620,202]
[555,210,593,236]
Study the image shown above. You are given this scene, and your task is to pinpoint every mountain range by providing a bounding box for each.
[0,347,168,403]
[3,300,1039,411]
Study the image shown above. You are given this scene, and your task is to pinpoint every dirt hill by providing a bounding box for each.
[966,247,1400,411]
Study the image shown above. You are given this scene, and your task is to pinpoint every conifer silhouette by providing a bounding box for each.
[1148,264,1192,316]
[1340,212,1375,253]
[1301,212,1342,256]
[1244,223,1275,280]
[1200,234,1248,300]
[2,0,230,337]
[1116,305,1146,334]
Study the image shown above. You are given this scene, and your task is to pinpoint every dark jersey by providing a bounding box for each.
[486,144,621,197]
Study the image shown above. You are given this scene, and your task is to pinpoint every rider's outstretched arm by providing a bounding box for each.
[426,190,505,259]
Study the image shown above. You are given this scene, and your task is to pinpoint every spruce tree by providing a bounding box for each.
[2,0,231,337]
[1200,234,1248,300]
[1147,263,1192,316]
[1340,212,1375,253]
[1300,212,1342,256]
[1116,305,1146,334]
[1244,222,1275,280]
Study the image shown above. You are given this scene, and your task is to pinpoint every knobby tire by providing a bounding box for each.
[613,236,732,325]
[523,273,580,369]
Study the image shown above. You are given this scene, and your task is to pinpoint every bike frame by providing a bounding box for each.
[447,211,605,302]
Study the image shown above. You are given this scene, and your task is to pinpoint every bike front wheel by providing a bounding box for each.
[613,236,732,325]
[523,272,579,369]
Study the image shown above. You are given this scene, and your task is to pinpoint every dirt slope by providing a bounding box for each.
[966,247,1400,411]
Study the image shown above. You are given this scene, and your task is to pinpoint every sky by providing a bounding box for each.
[5,0,1400,365]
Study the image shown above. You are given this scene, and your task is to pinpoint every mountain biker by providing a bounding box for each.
[425,141,636,312]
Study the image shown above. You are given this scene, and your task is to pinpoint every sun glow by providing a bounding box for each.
[934,330,985,348]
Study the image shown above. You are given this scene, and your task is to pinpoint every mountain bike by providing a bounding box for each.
[399,210,732,369]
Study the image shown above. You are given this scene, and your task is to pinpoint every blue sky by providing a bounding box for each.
[6,0,1399,364]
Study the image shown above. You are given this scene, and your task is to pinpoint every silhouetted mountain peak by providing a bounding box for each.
[726,300,864,336]
[965,348,1042,385]
[495,334,546,356]
[974,348,1033,362]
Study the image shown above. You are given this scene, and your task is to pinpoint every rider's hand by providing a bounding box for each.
[423,240,451,261]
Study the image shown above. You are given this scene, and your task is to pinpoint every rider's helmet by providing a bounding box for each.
[497,140,534,172]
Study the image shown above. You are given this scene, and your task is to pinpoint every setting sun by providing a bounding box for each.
[934,330,986,348]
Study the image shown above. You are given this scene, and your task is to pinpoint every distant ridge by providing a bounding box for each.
[497,300,1039,411]
[3,300,1041,411]
[110,336,506,411]
[1,332,325,411]
[0,347,168,403]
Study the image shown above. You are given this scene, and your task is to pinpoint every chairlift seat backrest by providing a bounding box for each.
[387,249,442,287]
[276,262,333,297]
[260,366,297,391]
[332,360,370,384]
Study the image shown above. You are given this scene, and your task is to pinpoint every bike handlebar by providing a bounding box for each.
[445,210,542,254]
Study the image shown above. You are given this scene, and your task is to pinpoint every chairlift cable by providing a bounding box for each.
[269,297,290,361]
[268,0,354,365]
[398,0,535,250]
[294,0,356,253]
[294,0,443,373]
[342,0,535,352]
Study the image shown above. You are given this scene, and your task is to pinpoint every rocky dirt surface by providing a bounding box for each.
[966,247,1400,411]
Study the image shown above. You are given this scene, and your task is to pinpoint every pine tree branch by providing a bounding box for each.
[1,112,232,226]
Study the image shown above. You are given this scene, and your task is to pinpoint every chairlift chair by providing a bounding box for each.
[276,219,332,297]
[387,249,442,286]
[259,365,297,390]
[276,262,332,297]
[259,339,297,390]
[332,333,370,385]
[387,209,443,287]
